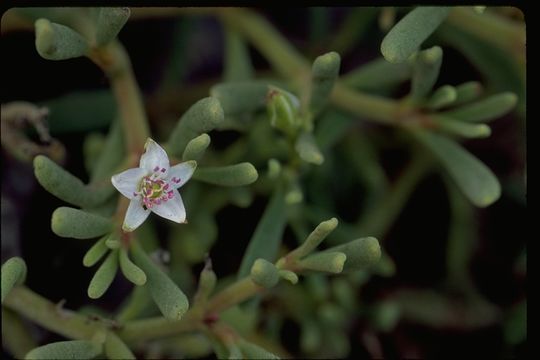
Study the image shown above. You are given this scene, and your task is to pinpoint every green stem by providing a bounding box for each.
[447,7,525,65]
[118,312,201,343]
[2,308,38,358]
[217,8,401,125]
[3,286,104,341]
[206,277,264,315]
[88,41,150,154]
[218,8,310,84]
[357,153,432,238]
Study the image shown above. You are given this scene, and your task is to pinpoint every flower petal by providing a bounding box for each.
[140,138,170,173]
[167,161,197,189]
[122,199,150,232]
[111,167,146,199]
[151,193,186,223]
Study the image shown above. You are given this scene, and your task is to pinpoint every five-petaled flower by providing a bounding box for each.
[111,138,196,232]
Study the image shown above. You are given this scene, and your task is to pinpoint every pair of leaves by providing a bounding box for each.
[34,8,130,61]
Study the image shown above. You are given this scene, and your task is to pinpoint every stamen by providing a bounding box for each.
[161,168,166,173]
[153,166,160,172]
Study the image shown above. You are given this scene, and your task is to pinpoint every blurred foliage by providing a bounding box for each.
[1,6,525,359]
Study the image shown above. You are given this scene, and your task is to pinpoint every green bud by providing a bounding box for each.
[237,339,280,359]
[1,257,27,304]
[381,7,450,63]
[34,155,109,208]
[250,259,280,288]
[194,163,258,187]
[182,133,211,161]
[87,250,119,299]
[168,97,224,157]
[441,92,517,123]
[295,131,324,165]
[297,251,346,274]
[104,332,135,360]
[95,7,130,46]
[51,207,112,239]
[83,236,109,267]
[291,218,338,259]
[411,46,443,100]
[34,18,89,60]
[267,86,301,136]
[194,260,217,305]
[119,248,147,286]
[105,233,121,249]
[25,340,102,360]
[278,270,298,284]
[426,85,457,109]
[310,51,341,114]
[412,130,501,207]
[325,237,381,273]
[131,244,189,320]
[434,116,491,139]
[453,81,483,106]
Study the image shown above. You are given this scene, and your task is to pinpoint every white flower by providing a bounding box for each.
[111,138,197,232]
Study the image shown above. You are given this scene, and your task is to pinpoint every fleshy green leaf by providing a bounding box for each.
[237,339,280,359]
[95,7,130,46]
[324,237,381,273]
[83,236,109,267]
[131,243,189,320]
[381,6,450,63]
[426,85,457,109]
[1,257,27,304]
[297,251,347,274]
[223,28,254,82]
[453,81,483,106]
[310,51,341,114]
[51,207,112,239]
[434,116,491,139]
[34,18,89,60]
[413,130,501,207]
[278,270,298,284]
[25,340,102,360]
[289,218,338,259]
[250,259,280,288]
[87,250,119,299]
[182,133,211,161]
[194,163,258,187]
[342,57,411,91]
[411,46,443,100]
[34,155,111,208]
[295,132,324,165]
[210,81,270,116]
[441,92,517,123]
[119,248,147,286]
[167,97,224,157]
[104,332,135,360]
[40,90,115,134]
[90,117,125,183]
[237,185,287,278]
